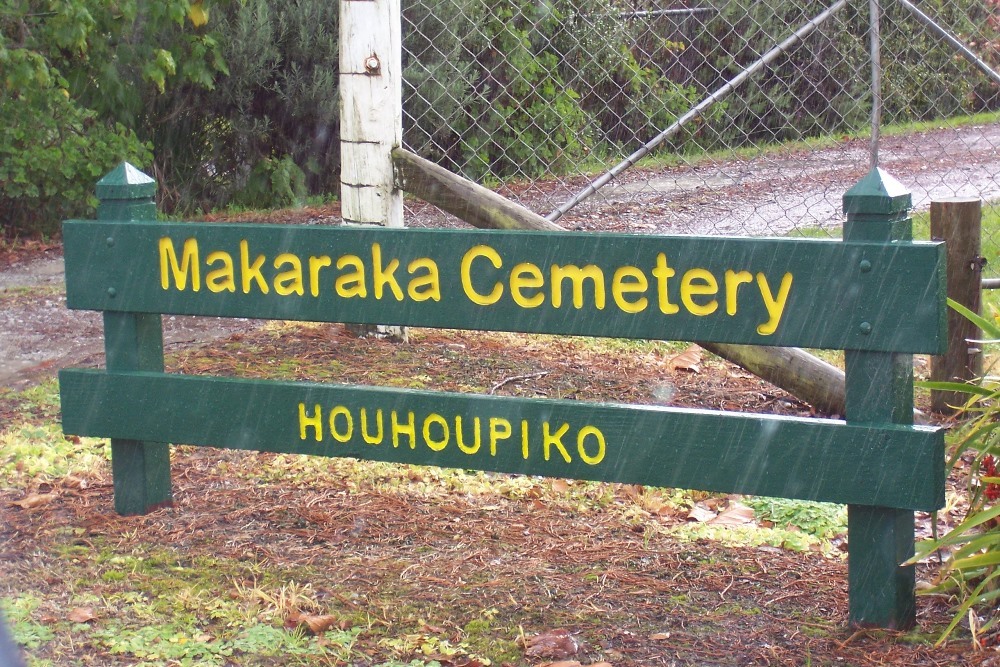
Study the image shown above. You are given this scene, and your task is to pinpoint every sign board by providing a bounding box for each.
[63,222,946,353]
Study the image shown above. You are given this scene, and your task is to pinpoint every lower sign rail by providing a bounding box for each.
[59,369,944,512]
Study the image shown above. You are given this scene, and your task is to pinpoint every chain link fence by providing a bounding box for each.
[400,0,1000,255]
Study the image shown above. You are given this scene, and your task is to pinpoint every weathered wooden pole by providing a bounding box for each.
[339,0,402,227]
[97,163,172,515]
[930,197,983,413]
[340,0,405,339]
[842,168,916,629]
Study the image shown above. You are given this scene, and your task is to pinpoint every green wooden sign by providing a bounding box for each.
[59,369,944,512]
[58,163,948,630]
[63,221,946,353]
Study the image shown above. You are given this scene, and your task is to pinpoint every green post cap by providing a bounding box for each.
[843,167,911,216]
[96,162,156,201]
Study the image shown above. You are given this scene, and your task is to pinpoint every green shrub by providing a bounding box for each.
[0,48,150,237]
[914,299,1000,644]
[881,0,999,121]
[0,0,222,234]
[157,0,341,212]
[404,0,702,180]
[232,155,307,210]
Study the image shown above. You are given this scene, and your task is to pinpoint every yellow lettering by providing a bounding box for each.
[652,253,679,314]
[372,243,404,301]
[391,410,416,449]
[407,257,441,302]
[205,250,235,293]
[423,413,449,452]
[309,255,332,297]
[273,253,304,296]
[510,262,545,308]
[543,422,572,463]
[551,264,605,309]
[240,240,268,294]
[680,268,718,316]
[336,255,367,298]
[611,266,648,313]
[577,426,606,465]
[460,245,503,306]
[489,418,512,456]
[329,406,353,443]
[159,237,201,291]
[521,420,530,460]
[724,269,753,316]
[360,408,383,444]
[298,403,322,441]
[455,416,482,455]
[756,272,794,335]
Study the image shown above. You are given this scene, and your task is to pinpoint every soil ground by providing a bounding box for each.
[3,126,1000,664]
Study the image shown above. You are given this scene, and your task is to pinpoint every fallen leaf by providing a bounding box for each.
[67,607,96,623]
[551,479,571,493]
[686,504,717,523]
[10,493,57,509]
[539,661,582,667]
[650,632,671,640]
[453,659,489,667]
[525,628,580,658]
[618,484,644,500]
[285,612,338,634]
[62,475,89,490]
[709,503,755,526]
[666,345,702,373]
[644,497,673,517]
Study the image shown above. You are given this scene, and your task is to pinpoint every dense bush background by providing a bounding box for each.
[2,0,998,236]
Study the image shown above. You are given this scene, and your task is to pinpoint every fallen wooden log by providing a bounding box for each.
[392,147,847,416]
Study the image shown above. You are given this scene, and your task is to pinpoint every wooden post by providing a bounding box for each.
[930,197,983,414]
[340,0,404,340]
[97,163,172,515]
[339,0,402,227]
[842,168,916,629]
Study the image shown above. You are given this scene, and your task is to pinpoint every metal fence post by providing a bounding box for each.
[930,197,983,414]
[842,168,916,629]
[96,163,172,515]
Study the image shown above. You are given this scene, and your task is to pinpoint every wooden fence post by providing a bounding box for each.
[97,163,172,515]
[842,168,916,629]
[930,197,983,414]
[339,0,402,227]
[339,0,404,339]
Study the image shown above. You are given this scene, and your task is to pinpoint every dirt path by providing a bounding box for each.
[0,252,260,389]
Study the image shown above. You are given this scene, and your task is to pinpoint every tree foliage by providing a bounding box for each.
[170,0,340,211]
[4,0,1000,235]
[0,0,224,235]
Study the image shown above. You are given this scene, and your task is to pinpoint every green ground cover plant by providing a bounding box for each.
[913,300,1000,647]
